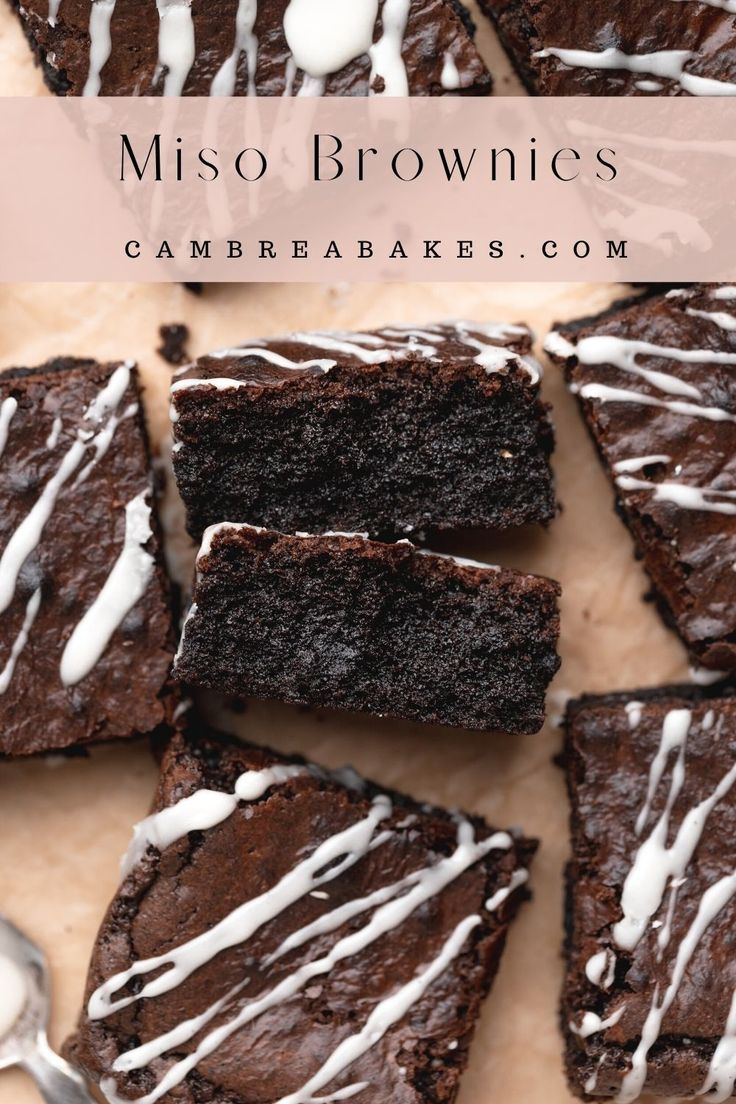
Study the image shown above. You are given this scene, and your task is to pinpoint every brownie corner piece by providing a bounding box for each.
[67,723,536,1104]
[0,356,174,756]
[544,284,736,674]
[170,321,556,540]
[10,0,492,96]
[173,525,561,734]
[562,688,736,1099]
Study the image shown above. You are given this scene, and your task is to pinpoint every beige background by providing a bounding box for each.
[0,1,525,96]
[0,281,691,1104]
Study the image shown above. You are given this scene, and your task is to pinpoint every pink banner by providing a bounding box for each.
[1,96,735,281]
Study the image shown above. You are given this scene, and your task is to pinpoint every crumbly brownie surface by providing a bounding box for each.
[173,525,561,734]
[563,690,736,1099]
[66,726,536,1104]
[10,0,492,96]
[477,0,736,95]
[0,357,174,756]
[545,285,736,672]
[170,321,555,540]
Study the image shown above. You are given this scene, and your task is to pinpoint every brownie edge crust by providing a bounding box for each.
[66,726,536,1104]
[173,525,561,734]
[563,690,736,1100]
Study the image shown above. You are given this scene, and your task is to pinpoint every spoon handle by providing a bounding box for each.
[22,1036,96,1104]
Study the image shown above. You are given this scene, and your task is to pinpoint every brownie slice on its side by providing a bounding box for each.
[10,0,492,97]
[0,358,174,756]
[170,321,556,540]
[66,724,537,1104]
[545,285,736,673]
[476,0,736,94]
[173,525,561,734]
[563,689,736,1100]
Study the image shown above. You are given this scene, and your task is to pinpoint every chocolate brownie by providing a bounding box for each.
[0,357,174,756]
[9,0,492,96]
[170,321,556,540]
[563,688,736,1100]
[173,525,561,734]
[66,724,536,1104]
[544,285,736,673]
[477,0,736,95]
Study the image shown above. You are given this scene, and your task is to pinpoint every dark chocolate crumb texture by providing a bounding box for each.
[9,0,492,96]
[544,285,736,673]
[170,321,556,540]
[173,525,561,734]
[476,0,736,95]
[563,690,736,1100]
[0,358,174,756]
[66,726,536,1104]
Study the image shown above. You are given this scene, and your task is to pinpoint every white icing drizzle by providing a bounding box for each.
[59,491,155,688]
[635,79,663,92]
[84,0,117,96]
[155,0,196,96]
[47,0,61,25]
[613,454,672,474]
[45,414,63,450]
[570,1005,626,1039]
[702,990,736,1102]
[0,587,41,695]
[211,0,258,95]
[534,46,736,97]
[0,397,18,460]
[485,867,528,911]
[89,797,394,1020]
[0,953,27,1039]
[690,665,730,686]
[713,287,736,301]
[368,0,411,96]
[585,949,616,989]
[91,795,516,1104]
[273,916,479,1104]
[283,0,378,81]
[74,401,138,486]
[441,52,460,91]
[625,701,644,728]
[617,873,736,1102]
[574,382,736,424]
[289,330,435,364]
[687,307,736,332]
[585,1056,606,1094]
[616,475,736,516]
[120,763,306,877]
[0,363,133,618]
[672,0,736,12]
[562,334,736,397]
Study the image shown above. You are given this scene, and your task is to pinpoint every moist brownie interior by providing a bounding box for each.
[173,525,561,735]
[545,284,736,673]
[66,724,537,1104]
[170,321,556,540]
[563,688,736,1099]
[9,0,493,96]
[0,357,174,756]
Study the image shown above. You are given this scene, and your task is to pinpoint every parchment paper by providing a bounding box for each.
[0,281,691,1104]
[0,0,525,96]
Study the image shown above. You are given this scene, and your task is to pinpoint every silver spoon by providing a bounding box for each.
[0,914,95,1104]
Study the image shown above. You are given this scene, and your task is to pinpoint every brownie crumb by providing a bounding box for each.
[157,323,191,366]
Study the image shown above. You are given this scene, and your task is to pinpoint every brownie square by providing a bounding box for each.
[170,321,556,540]
[9,0,492,96]
[476,0,736,95]
[544,285,736,673]
[563,689,736,1100]
[0,357,174,756]
[66,724,536,1104]
[173,525,561,734]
